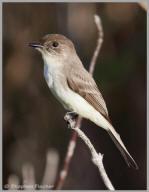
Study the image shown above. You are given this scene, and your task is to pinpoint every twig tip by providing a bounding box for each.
[94,14,100,25]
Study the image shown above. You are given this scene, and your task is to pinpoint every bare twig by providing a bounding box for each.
[89,15,104,75]
[138,2,147,11]
[55,14,104,190]
[63,112,114,190]
[55,117,82,190]
[70,124,114,190]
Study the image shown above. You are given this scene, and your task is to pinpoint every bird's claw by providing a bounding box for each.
[64,112,78,129]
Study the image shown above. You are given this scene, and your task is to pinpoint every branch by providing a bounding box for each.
[66,115,114,190]
[89,15,104,75]
[55,14,104,190]
[55,117,82,190]
[138,2,147,11]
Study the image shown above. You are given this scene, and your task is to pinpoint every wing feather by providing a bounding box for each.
[67,67,112,124]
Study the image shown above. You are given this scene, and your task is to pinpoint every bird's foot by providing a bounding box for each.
[64,112,78,129]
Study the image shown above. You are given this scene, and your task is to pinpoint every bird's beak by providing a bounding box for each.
[28,42,43,49]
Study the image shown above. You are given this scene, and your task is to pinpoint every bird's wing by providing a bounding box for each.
[67,67,112,124]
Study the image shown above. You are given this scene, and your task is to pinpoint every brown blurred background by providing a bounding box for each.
[3,2,146,190]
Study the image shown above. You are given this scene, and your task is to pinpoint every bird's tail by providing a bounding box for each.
[107,126,139,169]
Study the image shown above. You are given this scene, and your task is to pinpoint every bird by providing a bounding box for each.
[29,34,138,169]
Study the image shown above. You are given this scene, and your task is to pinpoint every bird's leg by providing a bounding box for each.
[64,111,78,128]
[66,111,78,120]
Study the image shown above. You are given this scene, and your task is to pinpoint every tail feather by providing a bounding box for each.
[107,128,138,169]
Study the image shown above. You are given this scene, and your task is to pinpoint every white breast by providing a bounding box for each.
[44,64,53,88]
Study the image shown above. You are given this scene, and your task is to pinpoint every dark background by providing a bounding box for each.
[3,2,146,190]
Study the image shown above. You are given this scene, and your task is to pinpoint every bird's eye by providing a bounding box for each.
[52,41,59,47]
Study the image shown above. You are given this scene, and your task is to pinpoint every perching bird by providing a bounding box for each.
[29,34,138,169]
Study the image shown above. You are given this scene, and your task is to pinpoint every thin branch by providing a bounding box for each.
[55,117,82,190]
[55,14,104,190]
[89,15,104,75]
[138,2,147,11]
[63,112,115,190]
[70,123,114,190]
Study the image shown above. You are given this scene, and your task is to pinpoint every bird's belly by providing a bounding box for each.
[51,87,72,110]
[63,90,112,130]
